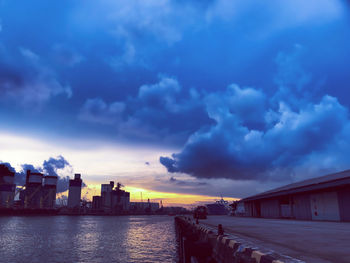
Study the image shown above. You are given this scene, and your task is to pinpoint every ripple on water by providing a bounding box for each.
[0,215,178,263]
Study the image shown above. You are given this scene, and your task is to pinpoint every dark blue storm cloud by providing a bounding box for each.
[79,75,212,143]
[160,94,348,180]
[160,45,350,180]
[1,0,350,182]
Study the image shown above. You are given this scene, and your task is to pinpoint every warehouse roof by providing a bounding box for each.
[242,169,350,201]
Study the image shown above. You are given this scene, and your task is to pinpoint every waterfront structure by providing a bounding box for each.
[23,170,44,209]
[205,198,230,215]
[242,169,350,221]
[101,181,130,213]
[16,170,58,209]
[92,196,102,211]
[67,174,82,209]
[0,164,16,208]
[42,175,58,209]
[163,206,187,214]
[129,201,159,212]
[205,203,228,215]
[101,181,114,212]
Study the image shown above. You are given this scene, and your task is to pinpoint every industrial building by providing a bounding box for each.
[22,171,44,208]
[0,164,16,208]
[18,170,58,209]
[92,181,130,213]
[42,176,58,209]
[92,196,102,211]
[129,200,159,212]
[242,169,350,221]
[67,174,82,209]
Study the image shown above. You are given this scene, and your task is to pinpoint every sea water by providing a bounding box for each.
[0,215,178,263]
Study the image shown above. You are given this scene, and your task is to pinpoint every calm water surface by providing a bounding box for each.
[0,215,178,263]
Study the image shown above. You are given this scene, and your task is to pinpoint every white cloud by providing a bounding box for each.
[0,130,174,179]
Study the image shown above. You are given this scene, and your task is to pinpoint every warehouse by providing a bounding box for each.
[242,169,350,221]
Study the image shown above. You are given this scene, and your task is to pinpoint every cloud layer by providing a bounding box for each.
[1,0,350,197]
[0,46,72,108]
[79,75,212,143]
[160,46,350,181]
[160,94,348,180]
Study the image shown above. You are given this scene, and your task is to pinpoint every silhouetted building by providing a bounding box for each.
[101,181,130,213]
[68,174,82,209]
[0,164,16,208]
[163,206,187,214]
[101,181,114,212]
[42,175,58,209]
[205,203,229,215]
[242,170,350,222]
[205,198,230,215]
[130,201,159,212]
[23,170,44,209]
[92,196,102,211]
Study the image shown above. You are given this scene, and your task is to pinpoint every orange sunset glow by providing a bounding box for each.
[57,183,239,208]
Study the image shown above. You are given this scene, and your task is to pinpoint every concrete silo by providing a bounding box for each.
[68,174,82,209]
[24,170,43,209]
[0,164,16,208]
[41,175,58,209]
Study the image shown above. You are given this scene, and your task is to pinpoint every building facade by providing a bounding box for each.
[23,171,44,209]
[129,201,159,212]
[0,164,16,208]
[92,196,102,211]
[42,175,58,209]
[101,181,130,213]
[242,170,350,221]
[67,174,82,209]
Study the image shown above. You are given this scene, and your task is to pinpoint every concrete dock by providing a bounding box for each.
[201,216,350,263]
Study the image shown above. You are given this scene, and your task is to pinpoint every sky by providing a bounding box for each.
[1,0,350,206]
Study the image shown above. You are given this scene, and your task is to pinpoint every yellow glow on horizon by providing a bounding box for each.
[1,131,239,208]
[76,183,239,207]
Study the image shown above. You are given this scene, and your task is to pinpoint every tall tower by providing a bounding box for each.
[67,174,82,209]
[0,164,16,208]
[101,181,114,213]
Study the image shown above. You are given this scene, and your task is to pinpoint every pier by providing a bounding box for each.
[175,215,350,263]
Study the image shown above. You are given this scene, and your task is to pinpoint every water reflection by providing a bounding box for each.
[126,216,176,262]
[0,216,177,263]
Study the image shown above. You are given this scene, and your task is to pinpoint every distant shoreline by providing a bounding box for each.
[0,207,191,217]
